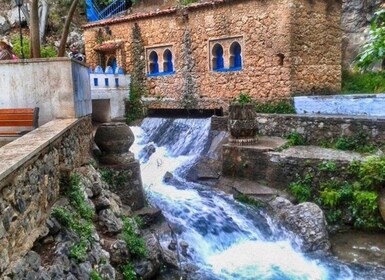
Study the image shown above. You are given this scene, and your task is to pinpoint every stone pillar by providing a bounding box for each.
[94,123,146,210]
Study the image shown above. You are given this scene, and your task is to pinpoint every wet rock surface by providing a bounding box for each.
[270,197,331,253]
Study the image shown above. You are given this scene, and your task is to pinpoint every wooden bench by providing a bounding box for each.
[0,108,39,136]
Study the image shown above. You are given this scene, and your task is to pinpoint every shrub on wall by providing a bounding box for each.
[255,100,296,114]
[342,70,385,93]
[288,157,385,230]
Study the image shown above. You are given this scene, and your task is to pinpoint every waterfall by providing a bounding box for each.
[130,117,384,280]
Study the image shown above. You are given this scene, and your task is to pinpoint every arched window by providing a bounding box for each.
[163,49,174,73]
[229,41,242,69]
[148,51,159,74]
[212,44,224,71]
[107,56,117,73]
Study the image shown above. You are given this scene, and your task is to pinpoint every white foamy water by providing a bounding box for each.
[129,118,364,280]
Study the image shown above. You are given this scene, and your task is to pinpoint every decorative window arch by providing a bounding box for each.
[212,43,224,71]
[148,51,159,74]
[163,49,174,73]
[229,41,242,69]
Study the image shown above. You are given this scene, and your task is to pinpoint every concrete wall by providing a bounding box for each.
[294,94,385,117]
[0,58,92,126]
[90,73,130,121]
[0,117,93,275]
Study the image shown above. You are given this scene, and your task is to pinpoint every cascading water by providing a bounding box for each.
[131,118,385,280]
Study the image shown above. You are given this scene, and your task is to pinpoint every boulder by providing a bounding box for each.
[269,197,331,253]
[99,209,123,234]
[139,143,156,163]
[135,207,162,228]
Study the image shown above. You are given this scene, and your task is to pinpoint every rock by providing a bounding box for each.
[135,207,162,228]
[185,156,221,182]
[180,241,189,257]
[92,141,102,158]
[92,182,103,197]
[139,143,156,163]
[47,217,62,235]
[94,195,111,212]
[378,188,385,223]
[25,251,41,271]
[163,172,173,183]
[98,264,116,280]
[135,233,162,279]
[94,123,135,155]
[270,197,330,253]
[99,209,123,234]
[109,240,130,265]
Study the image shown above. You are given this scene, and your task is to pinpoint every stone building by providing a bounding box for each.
[83,0,342,112]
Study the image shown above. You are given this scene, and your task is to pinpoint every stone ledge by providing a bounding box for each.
[0,119,79,185]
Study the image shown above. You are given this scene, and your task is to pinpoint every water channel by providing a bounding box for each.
[131,117,385,280]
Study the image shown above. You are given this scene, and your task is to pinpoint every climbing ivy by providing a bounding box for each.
[126,23,147,124]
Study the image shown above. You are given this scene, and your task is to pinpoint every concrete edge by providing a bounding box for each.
[0,118,80,184]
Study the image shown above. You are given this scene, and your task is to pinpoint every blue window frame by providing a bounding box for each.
[93,78,98,86]
[230,42,242,70]
[115,78,119,87]
[105,78,109,86]
[212,44,224,71]
[163,49,174,73]
[148,51,159,75]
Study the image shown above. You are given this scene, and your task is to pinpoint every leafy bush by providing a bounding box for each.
[11,36,57,59]
[288,157,385,230]
[342,70,385,93]
[289,174,313,203]
[318,161,337,172]
[90,270,103,280]
[233,92,253,104]
[121,263,137,280]
[255,100,295,114]
[122,217,147,258]
[286,132,306,146]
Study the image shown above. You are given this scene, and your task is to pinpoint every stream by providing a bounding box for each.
[130,117,385,280]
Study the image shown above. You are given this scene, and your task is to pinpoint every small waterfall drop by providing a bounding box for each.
[130,117,384,280]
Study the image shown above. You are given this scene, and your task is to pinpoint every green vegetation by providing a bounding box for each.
[233,92,253,105]
[126,24,147,124]
[52,173,95,263]
[342,70,385,94]
[288,157,385,230]
[254,100,295,114]
[90,270,103,280]
[355,8,385,70]
[321,132,377,154]
[11,36,57,59]
[122,217,147,258]
[121,263,137,280]
[289,174,313,203]
[286,132,306,146]
[100,168,127,189]
[180,0,199,6]
[234,194,267,209]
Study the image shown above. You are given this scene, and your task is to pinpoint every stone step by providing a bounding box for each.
[222,136,288,181]
[267,146,364,190]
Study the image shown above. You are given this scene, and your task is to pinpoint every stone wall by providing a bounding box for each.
[84,0,341,110]
[212,114,385,146]
[289,0,342,95]
[257,113,385,146]
[0,117,93,275]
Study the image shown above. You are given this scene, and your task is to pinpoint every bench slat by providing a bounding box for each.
[0,114,34,120]
[0,131,21,136]
[0,120,34,126]
[0,109,35,114]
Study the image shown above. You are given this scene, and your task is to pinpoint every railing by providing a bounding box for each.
[87,0,127,22]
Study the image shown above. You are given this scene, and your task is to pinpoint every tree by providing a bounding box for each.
[58,0,80,57]
[355,8,385,71]
[30,0,41,58]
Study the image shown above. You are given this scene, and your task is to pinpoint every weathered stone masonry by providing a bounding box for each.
[0,117,92,275]
[84,0,342,111]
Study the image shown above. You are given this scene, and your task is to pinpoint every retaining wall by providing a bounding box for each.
[0,117,93,275]
[212,114,385,146]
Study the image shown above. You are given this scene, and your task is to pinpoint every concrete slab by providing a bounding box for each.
[272,146,364,161]
[224,136,288,151]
